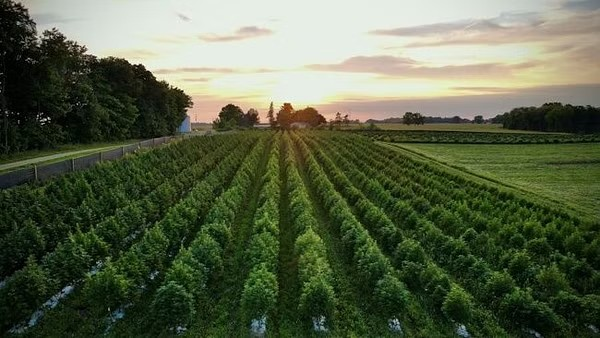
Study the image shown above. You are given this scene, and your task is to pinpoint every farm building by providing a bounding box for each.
[178,115,191,133]
[291,122,310,129]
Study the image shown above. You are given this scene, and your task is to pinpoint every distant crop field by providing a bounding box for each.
[395,142,600,220]
[0,131,598,337]
[356,129,599,144]
[366,123,554,133]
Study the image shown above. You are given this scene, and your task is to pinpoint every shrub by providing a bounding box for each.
[151,281,195,332]
[374,273,409,317]
[442,286,473,323]
[241,265,278,321]
[299,275,336,319]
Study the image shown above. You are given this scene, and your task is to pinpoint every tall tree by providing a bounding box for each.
[0,0,38,153]
[267,101,276,129]
[277,103,294,129]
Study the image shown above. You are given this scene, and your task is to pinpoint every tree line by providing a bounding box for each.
[0,0,192,154]
[214,102,327,130]
[495,102,600,133]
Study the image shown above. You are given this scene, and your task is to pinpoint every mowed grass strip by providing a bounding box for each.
[396,143,600,221]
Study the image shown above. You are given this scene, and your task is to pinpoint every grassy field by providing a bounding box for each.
[396,142,600,220]
[0,139,140,166]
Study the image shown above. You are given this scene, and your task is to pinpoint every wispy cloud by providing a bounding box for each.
[154,67,237,74]
[109,48,159,60]
[181,77,211,82]
[176,12,191,22]
[199,26,273,42]
[308,55,535,79]
[370,11,599,47]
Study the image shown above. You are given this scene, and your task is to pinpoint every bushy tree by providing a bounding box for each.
[0,256,51,330]
[242,108,260,127]
[442,286,473,323]
[299,275,336,319]
[499,288,561,333]
[375,273,409,316]
[293,107,326,127]
[241,264,278,321]
[277,103,294,129]
[151,281,195,332]
[403,112,424,125]
[484,270,516,303]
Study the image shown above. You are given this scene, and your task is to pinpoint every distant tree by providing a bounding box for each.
[213,104,244,130]
[293,106,326,127]
[343,114,350,127]
[267,101,276,129]
[242,108,260,127]
[502,102,600,133]
[403,112,424,125]
[451,116,461,124]
[277,103,294,129]
[414,112,424,125]
[403,112,414,125]
[334,112,343,128]
[473,115,484,124]
[491,113,506,124]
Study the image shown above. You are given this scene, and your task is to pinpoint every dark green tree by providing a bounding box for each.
[473,115,484,124]
[0,0,38,153]
[213,103,244,130]
[267,101,276,128]
[151,281,195,332]
[242,108,260,127]
[442,286,473,323]
[277,103,294,129]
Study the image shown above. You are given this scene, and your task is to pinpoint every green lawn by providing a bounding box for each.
[395,142,600,221]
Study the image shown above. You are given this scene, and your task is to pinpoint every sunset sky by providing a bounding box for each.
[22,0,600,122]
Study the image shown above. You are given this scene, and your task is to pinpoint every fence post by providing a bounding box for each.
[71,158,75,172]
[99,152,103,162]
[122,146,125,156]
[152,138,156,146]
[33,165,38,181]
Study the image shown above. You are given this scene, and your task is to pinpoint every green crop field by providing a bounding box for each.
[0,131,598,337]
[356,129,600,144]
[357,123,557,133]
[394,143,600,221]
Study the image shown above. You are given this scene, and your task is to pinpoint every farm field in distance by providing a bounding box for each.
[395,142,600,221]
[359,123,562,133]
[0,131,598,337]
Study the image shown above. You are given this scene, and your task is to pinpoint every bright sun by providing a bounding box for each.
[270,72,342,105]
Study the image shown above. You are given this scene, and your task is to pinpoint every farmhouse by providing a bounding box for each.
[291,122,310,129]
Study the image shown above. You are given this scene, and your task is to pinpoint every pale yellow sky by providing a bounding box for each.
[23,0,600,121]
